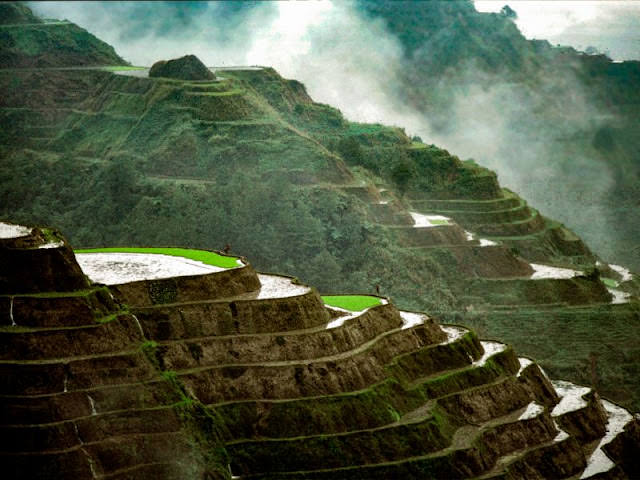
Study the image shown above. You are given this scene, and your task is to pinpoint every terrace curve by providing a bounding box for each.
[75,248,261,307]
[1,225,638,479]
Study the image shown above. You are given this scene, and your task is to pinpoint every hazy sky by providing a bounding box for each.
[30,1,640,64]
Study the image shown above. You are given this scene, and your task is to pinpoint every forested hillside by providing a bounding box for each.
[0,2,125,67]
[1,5,639,412]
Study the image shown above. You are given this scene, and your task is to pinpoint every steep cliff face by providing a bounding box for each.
[1,221,639,479]
[0,224,232,479]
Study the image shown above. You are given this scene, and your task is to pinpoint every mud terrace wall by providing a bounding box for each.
[2,223,639,479]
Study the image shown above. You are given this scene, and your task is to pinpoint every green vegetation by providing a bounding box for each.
[322,295,382,311]
[359,1,640,272]
[75,247,240,268]
[0,3,42,25]
[0,5,125,68]
[141,339,159,351]
[463,303,640,412]
[40,226,62,244]
[602,277,619,288]
[139,342,232,477]
[95,312,120,324]
[2,8,638,477]
[428,219,449,226]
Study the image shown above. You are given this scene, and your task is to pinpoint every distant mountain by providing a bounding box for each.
[357,0,640,272]
[0,2,125,67]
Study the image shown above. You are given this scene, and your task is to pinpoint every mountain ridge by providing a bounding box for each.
[355,0,640,272]
[0,3,125,68]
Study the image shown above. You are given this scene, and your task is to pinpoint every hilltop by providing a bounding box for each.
[149,55,216,81]
[0,8,639,418]
[0,3,42,25]
[1,221,639,478]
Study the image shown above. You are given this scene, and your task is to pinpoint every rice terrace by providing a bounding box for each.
[1,1,639,479]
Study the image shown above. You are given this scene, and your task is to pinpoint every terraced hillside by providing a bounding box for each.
[0,13,638,413]
[2,221,639,479]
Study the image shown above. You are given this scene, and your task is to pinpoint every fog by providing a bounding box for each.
[30,1,427,133]
[29,1,639,268]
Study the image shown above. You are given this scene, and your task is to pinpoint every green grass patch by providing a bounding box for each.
[322,295,382,311]
[75,247,240,268]
[186,89,244,97]
[95,313,120,324]
[429,219,450,225]
[602,277,619,288]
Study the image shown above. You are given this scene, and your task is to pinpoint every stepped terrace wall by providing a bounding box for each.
[424,245,534,279]
[466,276,612,306]
[419,202,533,226]
[1,229,230,479]
[109,263,260,307]
[134,276,329,338]
[410,193,521,212]
[213,343,523,440]
[152,303,438,369]
[0,287,117,328]
[178,324,458,404]
[0,229,89,295]
[3,220,638,479]
[389,224,469,247]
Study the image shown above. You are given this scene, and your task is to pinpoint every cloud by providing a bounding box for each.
[29,1,278,66]
[246,1,427,132]
[28,1,428,133]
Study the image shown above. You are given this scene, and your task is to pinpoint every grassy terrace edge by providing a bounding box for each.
[75,247,240,269]
[322,295,383,311]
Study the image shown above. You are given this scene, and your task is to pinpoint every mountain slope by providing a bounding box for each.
[357,0,640,272]
[0,2,125,68]
[0,16,639,413]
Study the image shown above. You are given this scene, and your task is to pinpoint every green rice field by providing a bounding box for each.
[75,247,240,268]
